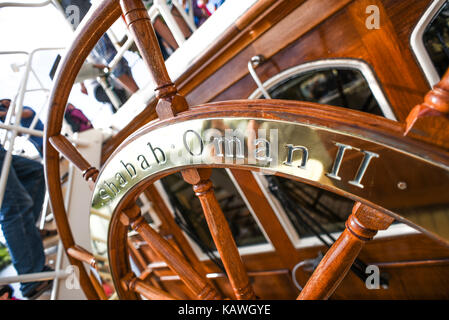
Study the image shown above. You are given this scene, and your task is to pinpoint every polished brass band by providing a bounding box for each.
[89,115,449,297]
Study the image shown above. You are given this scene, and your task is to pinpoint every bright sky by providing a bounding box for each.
[0,0,227,157]
[0,2,71,113]
[0,0,151,136]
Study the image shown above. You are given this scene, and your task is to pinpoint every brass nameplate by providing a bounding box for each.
[89,117,449,291]
[92,118,449,215]
[90,117,449,298]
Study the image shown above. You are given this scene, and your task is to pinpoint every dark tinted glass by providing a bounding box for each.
[269,68,383,116]
[423,1,449,77]
[161,170,268,254]
[160,66,388,249]
[265,67,388,238]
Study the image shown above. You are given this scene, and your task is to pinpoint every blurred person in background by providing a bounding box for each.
[0,99,44,157]
[58,0,139,101]
[0,143,53,299]
[64,103,93,133]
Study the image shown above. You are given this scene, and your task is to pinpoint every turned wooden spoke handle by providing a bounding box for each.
[298,202,394,300]
[182,168,256,300]
[67,245,97,268]
[121,203,222,300]
[119,0,176,98]
[404,68,449,135]
[49,135,99,182]
[121,274,177,300]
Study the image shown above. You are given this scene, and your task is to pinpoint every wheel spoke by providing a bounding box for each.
[119,0,189,122]
[298,202,394,300]
[182,168,256,300]
[49,134,99,182]
[228,169,303,270]
[144,184,211,278]
[121,203,222,300]
[120,0,174,95]
[67,245,97,268]
[127,237,149,273]
[122,275,177,300]
[127,237,170,293]
[404,68,449,135]
[88,270,109,300]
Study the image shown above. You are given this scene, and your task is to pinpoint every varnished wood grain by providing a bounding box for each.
[121,203,222,299]
[125,277,177,300]
[44,0,123,300]
[49,135,99,182]
[102,0,447,157]
[143,184,210,280]
[45,0,449,301]
[298,202,394,299]
[88,270,108,300]
[228,170,305,276]
[120,0,173,91]
[182,168,256,300]
[67,245,97,268]
[134,231,449,299]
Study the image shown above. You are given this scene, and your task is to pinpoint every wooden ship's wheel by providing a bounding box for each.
[44,0,449,300]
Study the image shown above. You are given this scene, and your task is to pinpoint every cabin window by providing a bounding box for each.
[158,60,395,254]
[160,170,268,255]
[411,0,449,85]
[267,68,384,116]
[248,60,397,242]
[422,1,449,77]
[249,59,395,119]
[256,69,364,239]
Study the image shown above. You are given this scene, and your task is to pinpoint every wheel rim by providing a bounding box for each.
[43,0,449,300]
[44,0,123,300]
[92,102,449,299]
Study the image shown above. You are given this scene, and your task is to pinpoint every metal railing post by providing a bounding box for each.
[0,1,52,9]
